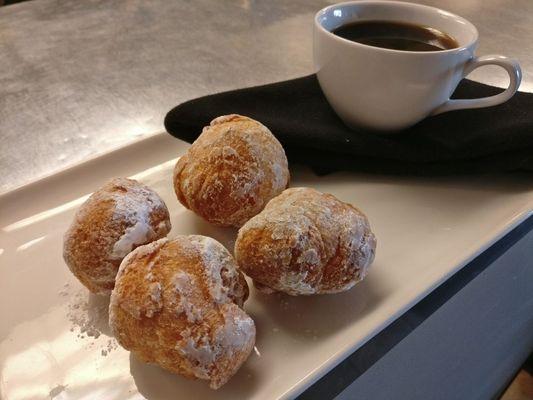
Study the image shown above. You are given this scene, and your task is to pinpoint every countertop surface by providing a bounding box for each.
[0,2,532,398]
[1,0,533,193]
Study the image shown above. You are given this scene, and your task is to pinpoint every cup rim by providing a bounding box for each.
[314,0,479,55]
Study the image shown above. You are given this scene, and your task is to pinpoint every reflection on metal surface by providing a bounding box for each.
[239,0,251,10]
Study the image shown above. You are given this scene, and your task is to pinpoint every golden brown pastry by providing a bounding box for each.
[63,178,171,294]
[109,235,255,389]
[235,187,376,295]
[173,114,289,227]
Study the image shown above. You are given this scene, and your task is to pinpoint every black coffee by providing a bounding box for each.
[332,20,459,51]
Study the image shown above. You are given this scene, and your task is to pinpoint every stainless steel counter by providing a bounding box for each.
[1,0,532,193]
[1,2,532,399]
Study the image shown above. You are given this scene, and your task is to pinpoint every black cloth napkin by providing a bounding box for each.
[164,75,533,175]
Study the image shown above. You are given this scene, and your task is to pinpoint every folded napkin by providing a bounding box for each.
[164,75,533,174]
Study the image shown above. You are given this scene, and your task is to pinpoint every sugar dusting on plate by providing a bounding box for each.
[63,283,118,356]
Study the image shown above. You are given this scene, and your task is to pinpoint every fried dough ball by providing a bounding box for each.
[109,236,255,389]
[63,178,171,294]
[235,187,376,295]
[173,114,289,227]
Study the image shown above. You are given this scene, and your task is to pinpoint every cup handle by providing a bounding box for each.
[431,55,522,116]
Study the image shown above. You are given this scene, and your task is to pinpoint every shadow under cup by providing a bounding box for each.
[313,1,517,131]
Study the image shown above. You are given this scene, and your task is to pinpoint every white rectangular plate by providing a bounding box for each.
[1,134,532,400]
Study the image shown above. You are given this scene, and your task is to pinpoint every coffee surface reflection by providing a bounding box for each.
[333,20,459,52]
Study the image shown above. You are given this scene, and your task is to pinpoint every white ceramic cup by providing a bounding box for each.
[314,1,522,131]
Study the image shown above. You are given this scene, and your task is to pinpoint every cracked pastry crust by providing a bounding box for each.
[173,114,289,227]
[234,187,376,295]
[109,235,255,389]
[63,178,171,294]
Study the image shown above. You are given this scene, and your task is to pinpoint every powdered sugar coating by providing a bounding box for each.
[63,178,171,294]
[112,221,155,259]
[173,271,204,323]
[173,114,289,227]
[235,187,377,295]
[175,303,255,385]
[189,235,247,307]
[109,235,254,389]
